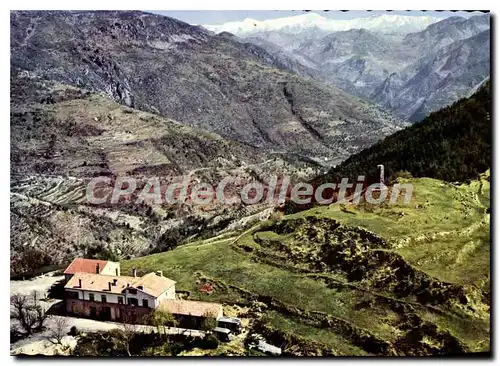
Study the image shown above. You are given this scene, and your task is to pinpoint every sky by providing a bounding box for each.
[148,10,485,25]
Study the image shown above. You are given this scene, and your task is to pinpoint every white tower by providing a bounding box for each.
[377,164,385,185]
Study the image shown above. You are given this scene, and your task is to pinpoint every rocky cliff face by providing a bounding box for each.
[11,10,404,164]
[403,14,490,54]
[374,30,490,121]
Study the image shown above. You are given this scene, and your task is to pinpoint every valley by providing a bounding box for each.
[9,10,491,357]
[11,10,405,162]
[10,75,316,276]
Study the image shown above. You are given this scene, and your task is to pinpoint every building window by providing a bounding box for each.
[89,293,94,302]
[68,291,79,299]
[128,298,138,306]
[101,295,107,303]
[118,297,123,304]
[142,299,149,308]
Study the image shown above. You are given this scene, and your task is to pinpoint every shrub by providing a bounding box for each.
[269,210,283,223]
[68,325,79,336]
[394,170,413,180]
[201,311,217,331]
[203,334,219,349]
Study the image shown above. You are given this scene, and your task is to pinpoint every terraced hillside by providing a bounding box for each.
[10,74,317,276]
[123,173,490,356]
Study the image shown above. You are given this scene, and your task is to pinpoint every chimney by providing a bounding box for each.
[78,279,82,288]
[113,279,118,286]
[96,263,100,274]
[132,268,137,277]
[108,282,112,291]
[156,270,163,277]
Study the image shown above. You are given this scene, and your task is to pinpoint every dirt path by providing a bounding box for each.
[180,222,263,250]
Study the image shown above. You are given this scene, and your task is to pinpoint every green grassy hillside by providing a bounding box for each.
[123,172,490,356]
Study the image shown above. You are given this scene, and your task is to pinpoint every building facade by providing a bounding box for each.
[64,270,176,323]
[62,258,224,328]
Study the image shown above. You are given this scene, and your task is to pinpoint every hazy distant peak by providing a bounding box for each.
[203,13,442,35]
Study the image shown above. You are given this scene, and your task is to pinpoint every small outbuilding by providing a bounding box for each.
[217,316,242,334]
[159,299,223,329]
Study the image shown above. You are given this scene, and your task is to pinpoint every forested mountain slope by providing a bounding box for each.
[316,81,490,185]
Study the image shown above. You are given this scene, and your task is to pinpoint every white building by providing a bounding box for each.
[64,269,176,321]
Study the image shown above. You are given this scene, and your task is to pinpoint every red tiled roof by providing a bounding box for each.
[64,258,109,275]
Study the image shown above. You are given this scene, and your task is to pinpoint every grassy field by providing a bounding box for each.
[264,311,369,356]
[123,173,490,355]
[286,172,491,290]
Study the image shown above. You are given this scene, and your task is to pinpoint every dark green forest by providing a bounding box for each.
[316,81,491,185]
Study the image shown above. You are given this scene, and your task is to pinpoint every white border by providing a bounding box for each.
[2,1,497,365]
[2,0,497,10]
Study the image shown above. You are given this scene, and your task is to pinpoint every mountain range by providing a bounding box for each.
[7,10,403,275]
[9,11,491,356]
[203,13,441,35]
[11,11,407,166]
[209,12,490,121]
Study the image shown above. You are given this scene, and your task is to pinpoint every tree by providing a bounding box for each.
[150,308,178,336]
[201,311,217,332]
[68,325,79,336]
[394,170,413,180]
[115,310,141,356]
[10,293,48,336]
[45,316,69,346]
[115,326,135,356]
